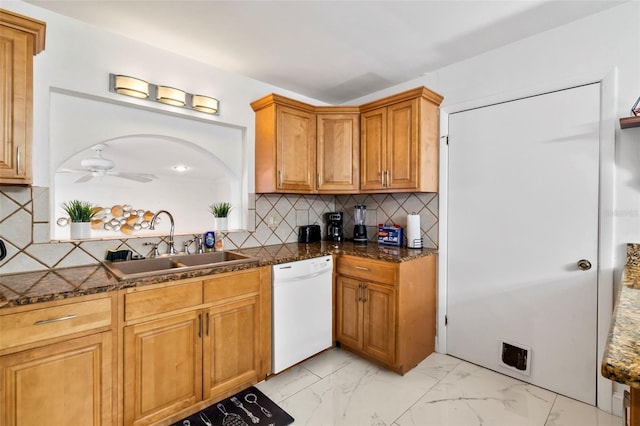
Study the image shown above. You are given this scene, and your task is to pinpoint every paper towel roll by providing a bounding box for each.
[406,213,422,248]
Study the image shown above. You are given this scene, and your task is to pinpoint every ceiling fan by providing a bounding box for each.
[58,144,158,183]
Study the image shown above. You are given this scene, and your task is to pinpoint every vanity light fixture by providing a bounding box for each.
[112,75,149,99]
[192,95,219,114]
[156,86,186,106]
[108,73,219,115]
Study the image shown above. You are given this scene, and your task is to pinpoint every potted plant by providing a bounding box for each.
[209,202,232,230]
[62,200,97,239]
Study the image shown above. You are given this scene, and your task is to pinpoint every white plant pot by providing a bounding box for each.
[70,222,91,240]
[214,217,228,231]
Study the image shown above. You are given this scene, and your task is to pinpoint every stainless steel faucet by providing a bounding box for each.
[149,210,177,255]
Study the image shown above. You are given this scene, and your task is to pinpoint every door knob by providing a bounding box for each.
[577,259,592,271]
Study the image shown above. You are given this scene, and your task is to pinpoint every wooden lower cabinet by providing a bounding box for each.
[0,291,115,426]
[121,267,271,426]
[336,276,396,366]
[1,332,112,426]
[335,254,436,374]
[204,295,261,400]
[123,311,202,426]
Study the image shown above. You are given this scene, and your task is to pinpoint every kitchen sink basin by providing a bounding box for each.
[103,251,260,280]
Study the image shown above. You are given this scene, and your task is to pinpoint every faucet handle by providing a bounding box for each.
[144,242,160,258]
[194,234,204,254]
[183,239,194,255]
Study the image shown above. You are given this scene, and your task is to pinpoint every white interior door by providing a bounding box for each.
[446,83,600,405]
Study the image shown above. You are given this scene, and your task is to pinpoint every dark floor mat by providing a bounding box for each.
[171,386,294,426]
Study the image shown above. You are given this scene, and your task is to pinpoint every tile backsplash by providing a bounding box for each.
[0,186,438,275]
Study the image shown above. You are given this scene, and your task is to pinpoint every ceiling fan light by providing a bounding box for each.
[114,75,149,98]
[192,95,219,114]
[157,86,186,106]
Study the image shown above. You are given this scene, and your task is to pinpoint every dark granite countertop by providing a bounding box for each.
[601,243,640,388]
[0,241,435,309]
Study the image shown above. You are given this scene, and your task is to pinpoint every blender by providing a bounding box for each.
[353,205,368,243]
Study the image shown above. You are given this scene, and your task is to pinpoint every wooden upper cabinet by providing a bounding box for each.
[360,107,387,191]
[0,9,45,185]
[252,86,441,194]
[277,105,316,192]
[360,87,443,193]
[316,109,359,193]
[252,94,316,193]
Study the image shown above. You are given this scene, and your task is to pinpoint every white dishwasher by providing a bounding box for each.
[272,255,333,374]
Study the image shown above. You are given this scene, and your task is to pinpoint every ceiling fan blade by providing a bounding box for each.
[74,173,93,183]
[109,171,155,183]
[57,168,86,174]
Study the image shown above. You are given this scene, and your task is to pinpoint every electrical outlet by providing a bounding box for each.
[267,214,280,230]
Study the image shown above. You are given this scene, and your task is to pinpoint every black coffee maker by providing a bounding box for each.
[326,212,344,242]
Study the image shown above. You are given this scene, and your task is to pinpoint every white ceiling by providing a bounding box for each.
[27,0,627,104]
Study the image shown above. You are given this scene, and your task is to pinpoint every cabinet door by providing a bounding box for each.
[317,113,359,193]
[360,107,387,191]
[362,282,396,365]
[0,26,32,184]
[276,105,316,192]
[335,276,363,349]
[203,296,261,400]
[386,99,419,190]
[123,311,202,426]
[0,332,112,426]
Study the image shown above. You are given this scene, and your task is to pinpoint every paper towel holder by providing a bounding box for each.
[407,212,423,249]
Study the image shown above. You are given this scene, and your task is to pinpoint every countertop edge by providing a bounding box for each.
[0,242,437,309]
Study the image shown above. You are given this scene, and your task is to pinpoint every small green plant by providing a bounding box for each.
[209,202,232,218]
[62,200,97,222]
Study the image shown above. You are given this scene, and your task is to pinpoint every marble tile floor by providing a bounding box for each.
[256,348,621,426]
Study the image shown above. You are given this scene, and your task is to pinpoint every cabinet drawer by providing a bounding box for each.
[336,256,396,285]
[125,281,202,321]
[0,297,112,351]
[203,269,261,304]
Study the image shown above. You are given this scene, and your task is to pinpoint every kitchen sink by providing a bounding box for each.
[103,251,260,280]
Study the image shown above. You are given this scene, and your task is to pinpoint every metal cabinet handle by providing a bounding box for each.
[34,314,77,325]
[577,259,592,271]
[386,170,391,187]
[198,313,202,338]
[279,170,283,187]
[355,266,369,271]
[362,284,368,302]
[206,312,210,336]
[356,283,361,301]
[16,146,21,175]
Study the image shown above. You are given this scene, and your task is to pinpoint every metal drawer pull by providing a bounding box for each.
[355,266,369,271]
[34,314,77,325]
